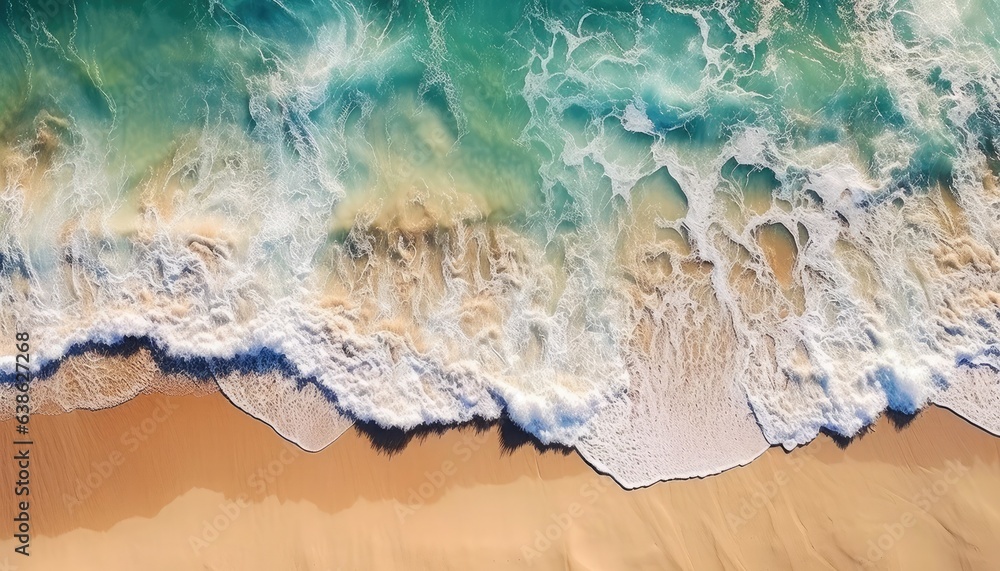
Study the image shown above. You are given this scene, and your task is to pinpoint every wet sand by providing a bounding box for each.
[1,389,999,570]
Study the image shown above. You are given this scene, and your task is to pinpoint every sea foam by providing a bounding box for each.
[1,0,999,487]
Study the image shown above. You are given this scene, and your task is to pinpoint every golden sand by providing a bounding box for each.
[1,386,998,570]
[756,222,798,289]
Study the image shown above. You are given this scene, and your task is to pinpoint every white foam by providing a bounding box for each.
[934,365,1000,436]
[3,0,1000,489]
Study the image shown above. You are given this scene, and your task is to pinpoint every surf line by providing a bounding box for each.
[11,331,33,557]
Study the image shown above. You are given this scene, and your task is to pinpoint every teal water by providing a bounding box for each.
[6,0,992,202]
[2,0,1000,486]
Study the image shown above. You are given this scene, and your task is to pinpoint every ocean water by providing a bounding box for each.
[1,0,999,487]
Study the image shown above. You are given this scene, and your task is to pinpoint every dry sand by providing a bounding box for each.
[1,388,999,571]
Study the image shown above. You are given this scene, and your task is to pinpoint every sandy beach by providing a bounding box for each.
[1,382,999,571]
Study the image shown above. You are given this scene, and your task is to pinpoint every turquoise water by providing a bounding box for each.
[2,0,1000,486]
[6,0,991,201]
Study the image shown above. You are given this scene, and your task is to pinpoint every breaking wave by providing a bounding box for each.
[1,0,999,487]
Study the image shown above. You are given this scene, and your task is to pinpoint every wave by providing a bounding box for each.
[2,0,1000,488]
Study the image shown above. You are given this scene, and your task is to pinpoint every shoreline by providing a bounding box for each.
[8,336,1000,490]
[1,388,999,570]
